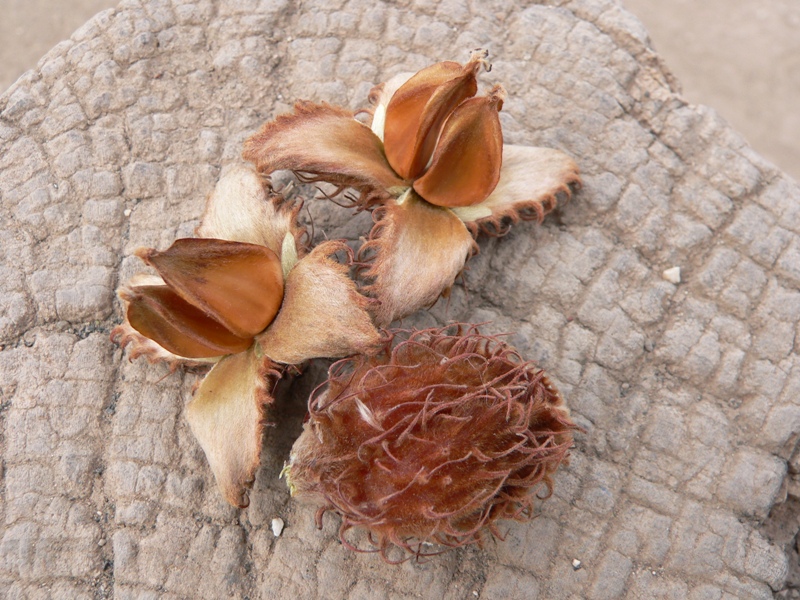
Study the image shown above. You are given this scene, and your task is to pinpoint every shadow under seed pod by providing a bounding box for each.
[286,325,577,561]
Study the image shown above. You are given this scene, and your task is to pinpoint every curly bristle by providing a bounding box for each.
[288,326,576,559]
[468,176,581,238]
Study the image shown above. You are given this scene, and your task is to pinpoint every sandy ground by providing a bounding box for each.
[0,0,798,182]
[622,0,800,181]
[0,0,114,89]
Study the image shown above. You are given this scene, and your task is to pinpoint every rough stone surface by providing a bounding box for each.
[1,0,799,598]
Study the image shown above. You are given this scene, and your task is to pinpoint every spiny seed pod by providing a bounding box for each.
[285,326,576,560]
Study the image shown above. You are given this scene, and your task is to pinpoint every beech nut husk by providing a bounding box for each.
[285,326,577,560]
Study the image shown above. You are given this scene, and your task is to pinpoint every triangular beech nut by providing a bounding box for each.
[125,285,253,358]
[138,238,285,339]
[384,59,481,180]
[413,87,505,208]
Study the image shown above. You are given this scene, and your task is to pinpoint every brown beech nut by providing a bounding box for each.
[285,326,577,560]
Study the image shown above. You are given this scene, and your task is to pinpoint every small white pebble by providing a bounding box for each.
[662,266,681,284]
[271,517,284,537]
[98,539,106,547]
[123,208,132,217]
[572,558,582,570]
[472,591,479,597]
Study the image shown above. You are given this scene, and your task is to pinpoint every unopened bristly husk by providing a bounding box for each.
[285,326,576,560]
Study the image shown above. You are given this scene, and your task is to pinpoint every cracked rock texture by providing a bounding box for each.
[1,0,799,598]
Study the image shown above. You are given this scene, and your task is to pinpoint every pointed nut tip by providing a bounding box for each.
[470,47,490,60]
[468,48,492,73]
[489,84,506,99]
[133,246,156,263]
[117,288,137,302]
[488,84,506,109]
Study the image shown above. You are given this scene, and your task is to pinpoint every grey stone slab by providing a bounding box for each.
[1,0,799,598]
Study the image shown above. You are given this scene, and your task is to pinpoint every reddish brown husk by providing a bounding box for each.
[288,326,576,560]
